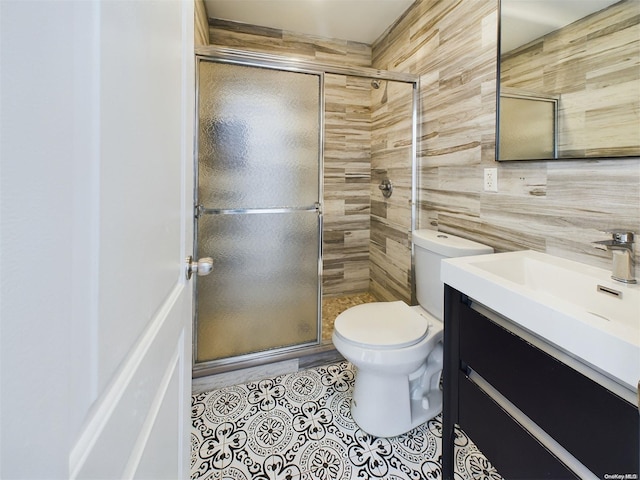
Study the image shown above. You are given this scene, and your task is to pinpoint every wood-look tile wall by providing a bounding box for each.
[323,73,372,296]
[372,0,640,273]
[209,19,371,67]
[370,80,415,302]
[501,0,640,158]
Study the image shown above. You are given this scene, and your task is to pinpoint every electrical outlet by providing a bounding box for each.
[484,167,498,192]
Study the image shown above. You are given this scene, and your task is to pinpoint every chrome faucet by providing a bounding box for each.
[594,230,636,284]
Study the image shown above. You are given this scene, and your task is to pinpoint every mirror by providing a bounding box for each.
[497,0,640,161]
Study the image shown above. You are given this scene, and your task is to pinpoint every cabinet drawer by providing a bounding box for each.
[459,374,578,479]
[458,301,639,478]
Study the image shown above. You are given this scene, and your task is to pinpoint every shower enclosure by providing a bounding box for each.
[193,48,418,375]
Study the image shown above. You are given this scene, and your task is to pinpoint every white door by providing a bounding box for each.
[0,1,194,478]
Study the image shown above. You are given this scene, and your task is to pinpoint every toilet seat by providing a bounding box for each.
[333,301,429,349]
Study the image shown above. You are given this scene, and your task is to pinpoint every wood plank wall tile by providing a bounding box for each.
[323,74,373,296]
[372,0,639,275]
[209,18,371,67]
[370,79,415,303]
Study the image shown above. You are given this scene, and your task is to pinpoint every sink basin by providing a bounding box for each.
[442,250,640,392]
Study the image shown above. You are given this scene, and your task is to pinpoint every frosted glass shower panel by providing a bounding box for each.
[198,61,320,209]
[499,95,556,160]
[196,211,320,362]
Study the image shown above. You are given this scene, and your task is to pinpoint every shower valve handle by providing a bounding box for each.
[378,179,393,198]
[185,256,213,280]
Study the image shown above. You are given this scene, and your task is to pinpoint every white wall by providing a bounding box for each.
[1,1,87,474]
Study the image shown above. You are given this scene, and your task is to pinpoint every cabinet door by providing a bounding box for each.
[458,375,579,479]
[458,301,639,478]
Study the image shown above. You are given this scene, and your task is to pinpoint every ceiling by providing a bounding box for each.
[204,0,621,49]
[203,0,415,44]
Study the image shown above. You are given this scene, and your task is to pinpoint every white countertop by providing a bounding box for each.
[442,250,640,394]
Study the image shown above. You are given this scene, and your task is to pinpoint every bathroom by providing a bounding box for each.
[191,0,640,478]
[193,0,640,370]
[1,0,637,478]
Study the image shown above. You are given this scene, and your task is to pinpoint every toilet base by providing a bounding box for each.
[350,345,443,438]
[332,304,445,438]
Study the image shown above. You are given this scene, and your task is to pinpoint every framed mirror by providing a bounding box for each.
[497,0,640,161]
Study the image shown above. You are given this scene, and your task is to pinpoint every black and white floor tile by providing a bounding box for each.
[191,361,503,480]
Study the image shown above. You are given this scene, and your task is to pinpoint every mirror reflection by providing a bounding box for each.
[497,0,640,161]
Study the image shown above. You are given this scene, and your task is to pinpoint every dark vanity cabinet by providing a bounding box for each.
[442,285,639,480]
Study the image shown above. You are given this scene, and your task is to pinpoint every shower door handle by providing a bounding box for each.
[185,256,213,280]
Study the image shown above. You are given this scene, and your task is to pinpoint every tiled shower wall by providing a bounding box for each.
[372,0,640,270]
[323,73,372,296]
[370,80,414,302]
[209,19,414,302]
[208,18,371,67]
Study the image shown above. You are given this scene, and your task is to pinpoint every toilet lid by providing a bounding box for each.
[334,301,429,348]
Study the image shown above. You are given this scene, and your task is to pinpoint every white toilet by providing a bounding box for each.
[332,229,493,437]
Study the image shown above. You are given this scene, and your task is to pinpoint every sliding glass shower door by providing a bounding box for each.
[194,58,322,366]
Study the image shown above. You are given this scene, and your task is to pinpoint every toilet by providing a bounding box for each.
[332,229,493,437]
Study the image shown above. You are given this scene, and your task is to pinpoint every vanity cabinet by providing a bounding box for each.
[442,285,639,480]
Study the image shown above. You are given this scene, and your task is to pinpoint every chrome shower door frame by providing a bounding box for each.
[193,52,325,375]
[193,46,420,376]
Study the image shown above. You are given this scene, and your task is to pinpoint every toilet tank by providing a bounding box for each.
[412,230,493,320]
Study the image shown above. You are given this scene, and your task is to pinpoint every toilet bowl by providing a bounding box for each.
[332,229,493,437]
[333,301,443,437]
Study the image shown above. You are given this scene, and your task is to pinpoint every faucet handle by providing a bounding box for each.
[604,230,635,243]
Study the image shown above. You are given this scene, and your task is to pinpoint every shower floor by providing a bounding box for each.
[321,292,377,342]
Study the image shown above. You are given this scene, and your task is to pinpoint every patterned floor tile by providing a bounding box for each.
[192,361,502,480]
